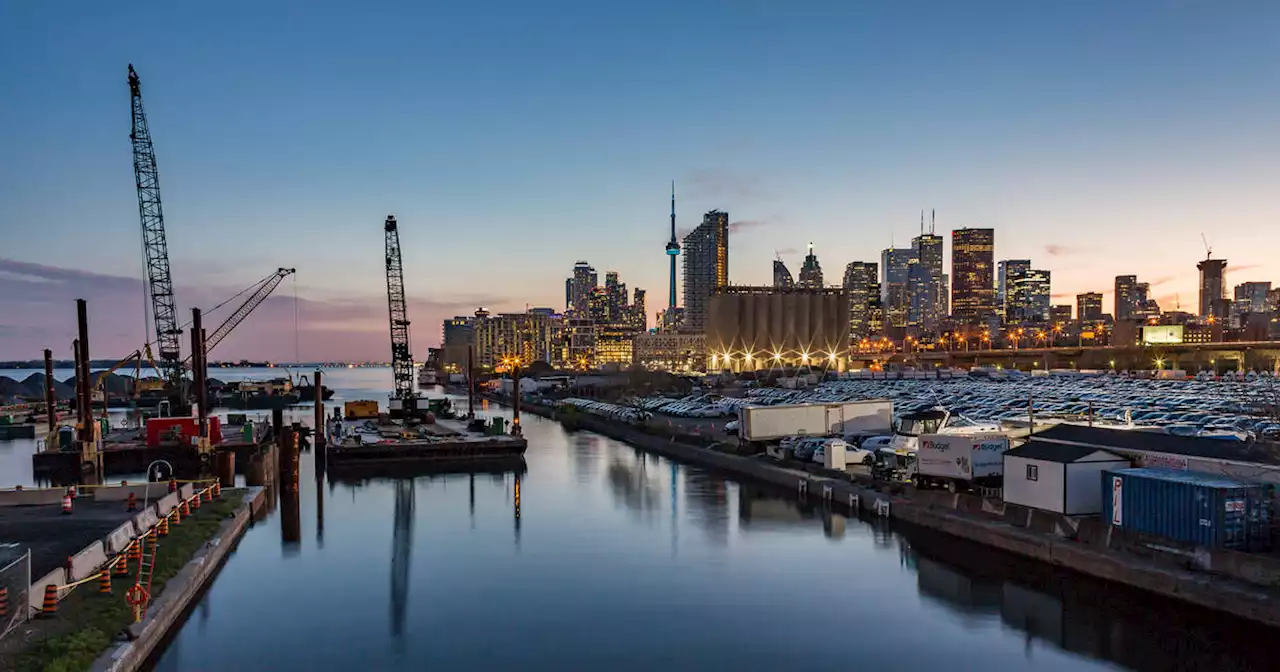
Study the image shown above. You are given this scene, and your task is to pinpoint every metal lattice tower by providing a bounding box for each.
[129,64,184,393]
[384,216,414,400]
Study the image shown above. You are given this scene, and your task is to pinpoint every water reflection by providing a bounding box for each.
[389,479,413,643]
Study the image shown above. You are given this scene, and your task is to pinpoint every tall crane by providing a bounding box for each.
[129,64,184,401]
[384,216,416,414]
[198,268,296,356]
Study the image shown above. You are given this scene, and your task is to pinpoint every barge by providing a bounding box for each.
[325,416,527,476]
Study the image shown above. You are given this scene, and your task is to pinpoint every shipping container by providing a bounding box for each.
[915,433,1010,487]
[1102,467,1273,551]
[146,416,223,447]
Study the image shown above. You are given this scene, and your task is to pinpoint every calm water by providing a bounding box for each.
[2,368,1276,670]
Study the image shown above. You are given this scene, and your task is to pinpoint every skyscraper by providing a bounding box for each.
[1133,282,1161,321]
[631,288,647,330]
[604,271,624,323]
[908,232,945,331]
[1050,304,1073,325]
[843,261,879,340]
[772,258,794,289]
[1198,257,1228,320]
[1077,292,1103,321]
[567,262,598,314]
[1114,275,1138,320]
[951,228,995,325]
[682,210,729,333]
[665,182,680,311]
[997,259,1031,322]
[880,246,913,328]
[798,242,824,288]
[1014,268,1051,323]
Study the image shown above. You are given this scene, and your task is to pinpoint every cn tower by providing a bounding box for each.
[665,181,679,310]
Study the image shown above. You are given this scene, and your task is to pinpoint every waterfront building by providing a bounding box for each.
[1198,257,1228,320]
[632,332,705,372]
[797,242,824,289]
[682,210,729,334]
[594,325,639,369]
[1077,292,1104,322]
[951,228,996,325]
[440,315,475,371]
[705,286,850,372]
[474,310,559,368]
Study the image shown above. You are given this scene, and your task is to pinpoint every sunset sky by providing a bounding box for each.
[2,1,1277,361]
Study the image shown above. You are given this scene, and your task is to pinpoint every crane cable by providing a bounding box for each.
[131,269,285,354]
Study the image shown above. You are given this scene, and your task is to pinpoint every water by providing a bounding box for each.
[3,368,1275,669]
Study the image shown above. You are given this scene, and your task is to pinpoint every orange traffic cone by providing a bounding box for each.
[128,540,142,563]
[180,498,191,517]
[40,584,58,617]
[191,493,201,511]
[61,493,72,515]
[172,507,182,525]
[127,492,137,512]
[213,481,222,498]
[66,485,77,500]
[147,527,158,545]
[168,479,177,493]
[98,570,111,594]
[158,514,170,536]
[0,586,9,620]
[114,553,128,576]
[202,486,212,503]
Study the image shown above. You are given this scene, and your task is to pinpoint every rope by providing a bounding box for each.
[130,269,285,352]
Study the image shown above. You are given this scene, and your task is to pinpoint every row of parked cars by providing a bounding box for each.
[632,394,738,418]
[555,398,651,424]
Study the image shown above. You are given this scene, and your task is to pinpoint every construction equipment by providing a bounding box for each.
[185,268,297,360]
[129,65,184,408]
[384,216,418,417]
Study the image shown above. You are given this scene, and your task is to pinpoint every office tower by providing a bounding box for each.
[1051,304,1073,325]
[1198,257,1228,319]
[1133,282,1161,321]
[843,261,879,340]
[1232,281,1272,325]
[604,271,624,323]
[564,278,572,312]
[880,246,913,328]
[665,182,680,311]
[1077,292,1103,321]
[773,258,794,289]
[951,228,995,325]
[567,262,598,314]
[1114,275,1138,320]
[1011,268,1050,323]
[908,232,945,331]
[997,259,1031,322]
[682,210,729,333]
[798,242,824,288]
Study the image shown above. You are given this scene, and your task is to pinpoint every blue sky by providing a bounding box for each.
[1,1,1278,359]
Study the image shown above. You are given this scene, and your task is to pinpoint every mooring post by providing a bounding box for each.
[72,338,83,436]
[466,344,475,420]
[43,348,56,433]
[272,407,284,443]
[191,308,206,437]
[76,298,91,440]
[313,370,325,451]
[511,361,522,436]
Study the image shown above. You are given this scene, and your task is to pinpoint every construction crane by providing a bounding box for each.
[129,64,184,405]
[384,215,417,416]
[1201,233,1212,260]
[193,268,296,357]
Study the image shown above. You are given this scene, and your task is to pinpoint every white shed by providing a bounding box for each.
[1002,441,1129,515]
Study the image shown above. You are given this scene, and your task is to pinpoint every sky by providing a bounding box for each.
[1,1,1278,361]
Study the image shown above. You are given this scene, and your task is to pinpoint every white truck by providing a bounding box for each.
[913,433,1010,492]
[736,400,893,444]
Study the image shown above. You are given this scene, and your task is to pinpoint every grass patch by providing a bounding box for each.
[11,490,246,672]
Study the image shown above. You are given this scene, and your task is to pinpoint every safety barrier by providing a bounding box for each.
[68,541,108,582]
[91,482,169,502]
[105,522,136,555]
[28,568,63,614]
[156,492,179,517]
[0,489,64,507]
[132,507,159,534]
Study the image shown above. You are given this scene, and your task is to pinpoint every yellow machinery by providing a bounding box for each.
[344,400,379,420]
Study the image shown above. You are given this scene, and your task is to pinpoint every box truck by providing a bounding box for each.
[736,400,892,444]
[914,433,1010,491]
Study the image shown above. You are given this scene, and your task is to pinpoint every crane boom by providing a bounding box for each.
[129,64,184,396]
[202,268,296,355]
[385,216,414,401]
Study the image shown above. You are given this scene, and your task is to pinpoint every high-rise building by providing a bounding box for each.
[1133,282,1161,321]
[631,288,647,330]
[681,210,729,333]
[1114,275,1138,321]
[1011,268,1051,323]
[440,315,476,371]
[473,310,560,368]
[997,260,1031,322]
[1076,292,1103,322]
[1232,281,1272,325]
[604,271,624,323]
[567,262,598,314]
[951,228,995,325]
[908,233,945,331]
[843,261,879,340]
[1050,304,1073,325]
[773,258,794,289]
[798,242,824,288]
[1198,258,1228,320]
[880,246,913,328]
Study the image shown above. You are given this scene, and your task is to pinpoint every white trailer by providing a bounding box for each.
[738,400,893,443]
[914,433,1010,491]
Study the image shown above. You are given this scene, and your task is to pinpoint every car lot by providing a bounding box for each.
[628,373,1280,441]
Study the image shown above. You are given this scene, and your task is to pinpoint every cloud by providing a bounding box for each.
[728,219,767,234]
[1148,275,1177,287]
[686,169,766,200]
[1050,292,1075,300]
[775,247,801,256]
[1044,244,1079,257]
[0,258,512,361]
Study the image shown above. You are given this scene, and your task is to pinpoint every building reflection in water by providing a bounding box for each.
[389,479,414,647]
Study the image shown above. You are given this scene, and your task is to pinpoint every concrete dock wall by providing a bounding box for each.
[523,400,1280,627]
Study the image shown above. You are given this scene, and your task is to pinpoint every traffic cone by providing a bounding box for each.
[114,553,128,576]
[180,498,191,518]
[98,570,111,594]
[202,486,212,503]
[172,506,182,525]
[61,493,72,515]
[168,479,177,493]
[191,493,201,511]
[67,485,77,500]
[147,527,158,545]
[213,481,222,498]
[128,540,142,563]
[0,586,9,620]
[157,515,170,537]
[127,492,137,512]
[40,584,58,617]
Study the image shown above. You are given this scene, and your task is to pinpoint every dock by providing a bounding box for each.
[325,417,527,476]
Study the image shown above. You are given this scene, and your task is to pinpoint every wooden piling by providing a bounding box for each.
[43,349,56,433]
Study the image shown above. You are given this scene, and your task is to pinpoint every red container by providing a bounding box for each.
[146,417,222,447]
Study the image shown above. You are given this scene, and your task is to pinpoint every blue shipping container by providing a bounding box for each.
[1101,467,1273,551]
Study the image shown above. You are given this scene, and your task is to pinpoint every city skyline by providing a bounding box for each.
[3,2,1279,359]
